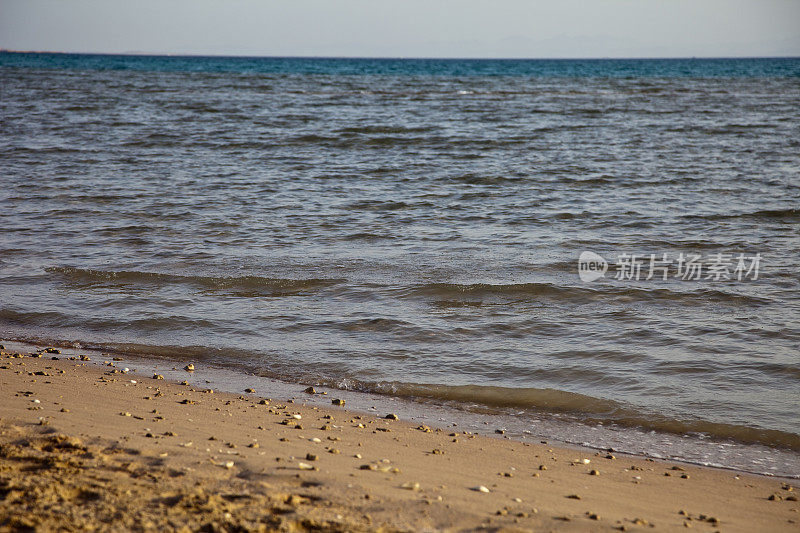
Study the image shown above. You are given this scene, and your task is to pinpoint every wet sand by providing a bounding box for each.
[0,345,797,532]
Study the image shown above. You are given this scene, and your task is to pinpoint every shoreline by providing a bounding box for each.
[1,343,797,531]
[1,337,797,480]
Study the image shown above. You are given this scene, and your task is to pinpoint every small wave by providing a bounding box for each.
[398,281,771,306]
[46,266,344,296]
[688,208,799,222]
[336,125,438,134]
[330,380,800,451]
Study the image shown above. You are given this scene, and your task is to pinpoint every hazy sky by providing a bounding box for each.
[1,0,798,58]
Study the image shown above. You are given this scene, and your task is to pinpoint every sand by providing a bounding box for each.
[0,344,797,532]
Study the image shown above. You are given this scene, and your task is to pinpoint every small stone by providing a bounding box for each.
[539,465,547,471]
[385,413,398,420]
[303,386,316,394]
[153,374,164,380]
[305,453,318,461]
[291,414,302,420]
[400,482,420,491]
[45,348,60,354]
[223,461,234,469]
[786,495,798,502]
[495,429,505,434]
[332,398,345,406]
[471,485,490,493]
[681,474,690,479]
[184,364,195,371]
[566,494,581,500]
[121,412,131,417]
[589,469,600,476]
[360,464,377,470]
[298,462,314,470]
[588,513,600,520]
[245,388,255,393]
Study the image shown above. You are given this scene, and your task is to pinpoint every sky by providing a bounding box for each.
[1,0,799,58]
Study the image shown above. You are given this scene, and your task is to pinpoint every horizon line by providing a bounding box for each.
[2,49,799,61]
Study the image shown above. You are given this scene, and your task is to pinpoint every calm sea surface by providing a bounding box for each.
[1,53,799,475]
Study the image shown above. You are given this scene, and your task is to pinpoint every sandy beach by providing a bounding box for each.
[0,344,796,532]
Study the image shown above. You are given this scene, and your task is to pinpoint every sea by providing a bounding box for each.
[1,52,798,477]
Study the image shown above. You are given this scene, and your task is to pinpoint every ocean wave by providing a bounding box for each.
[46,266,344,296]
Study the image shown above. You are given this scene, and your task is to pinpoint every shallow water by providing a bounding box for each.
[1,53,799,476]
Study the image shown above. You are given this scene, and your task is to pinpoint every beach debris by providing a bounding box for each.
[471,485,490,493]
[331,398,345,406]
[183,364,194,372]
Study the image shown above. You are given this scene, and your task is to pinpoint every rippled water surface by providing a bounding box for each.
[1,53,799,475]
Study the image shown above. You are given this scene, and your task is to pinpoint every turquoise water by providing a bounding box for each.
[2,52,799,77]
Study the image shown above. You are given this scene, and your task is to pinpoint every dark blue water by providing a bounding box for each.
[1,52,799,476]
[3,52,800,77]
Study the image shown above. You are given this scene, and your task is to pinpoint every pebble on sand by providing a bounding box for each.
[183,364,195,372]
[332,398,345,406]
[471,486,490,493]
